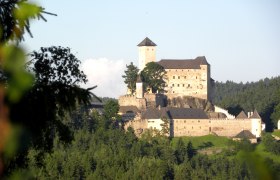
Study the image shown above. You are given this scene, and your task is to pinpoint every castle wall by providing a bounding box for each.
[172,118,252,137]
[164,65,210,100]
[124,118,148,136]
[118,95,146,110]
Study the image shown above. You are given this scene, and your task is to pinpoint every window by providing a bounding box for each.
[184,120,186,123]
[192,126,193,129]
[172,84,174,87]
[178,76,180,79]
[183,84,185,87]
[177,84,180,87]
[173,91,175,93]
[173,76,175,79]
[184,76,186,79]
[188,84,190,87]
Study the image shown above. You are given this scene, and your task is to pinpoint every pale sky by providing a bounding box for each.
[22,0,280,98]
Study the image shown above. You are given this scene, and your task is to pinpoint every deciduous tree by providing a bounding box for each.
[140,62,166,93]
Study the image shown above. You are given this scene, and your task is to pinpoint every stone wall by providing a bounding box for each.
[172,118,252,137]
[124,118,147,137]
[118,95,146,110]
[164,64,210,100]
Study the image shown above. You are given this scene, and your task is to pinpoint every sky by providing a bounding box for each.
[22,0,280,98]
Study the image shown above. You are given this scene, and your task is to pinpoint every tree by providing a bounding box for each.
[103,100,121,129]
[175,138,187,164]
[186,141,196,159]
[140,62,167,93]
[9,46,94,151]
[122,62,139,94]
[160,116,169,136]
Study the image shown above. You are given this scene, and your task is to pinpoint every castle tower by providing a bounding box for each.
[250,110,262,138]
[136,75,144,99]
[138,37,157,71]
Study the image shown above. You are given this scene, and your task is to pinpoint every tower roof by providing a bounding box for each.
[234,130,256,139]
[137,37,157,46]
[136,75,142,83]
[251,110,261,119]
[236,111,248,119]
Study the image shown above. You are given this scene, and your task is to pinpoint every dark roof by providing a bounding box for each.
[234,130,256,139]
[157,56,209,69]
[236,111,248,119]
[119,106,140,114]
[142,107,169,119]
[136,75,142,83]
[137,37,157,46]
[168,108,208,119]
[142,107,208,119]
[251,110,261,119]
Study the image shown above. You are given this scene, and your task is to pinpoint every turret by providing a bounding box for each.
[138,37,156,71]
[136,75,144,99]
[250,110,262,138]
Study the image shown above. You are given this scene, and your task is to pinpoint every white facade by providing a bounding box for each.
[138,46,156,71]
[251,118,262,138]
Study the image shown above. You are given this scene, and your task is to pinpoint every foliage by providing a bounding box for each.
[0,0,52,177]
[160,116,170,136]
[213,77,280,131]
[262,133,280,155]
[8,46,94,152]
[0,0,56,43]
[140,62,167,93]
[122,62,139,94]
[23,119,280,179]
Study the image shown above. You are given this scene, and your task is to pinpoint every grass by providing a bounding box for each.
[171,135,231,150]
[272,130,280,138]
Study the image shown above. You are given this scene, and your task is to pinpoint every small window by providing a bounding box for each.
[177,84,180,87]
[184,120,186,123]
[172,84,174,87]
[173,76,175,79]
[184,76,186,79]
[182,84,185,87]
[192,126,193,129]
[178,76,180,79]
[173,91,175,93]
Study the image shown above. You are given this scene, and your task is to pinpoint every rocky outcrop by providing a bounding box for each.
[167,96,214,112]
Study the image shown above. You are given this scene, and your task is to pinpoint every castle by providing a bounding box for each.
[118,37,264,140]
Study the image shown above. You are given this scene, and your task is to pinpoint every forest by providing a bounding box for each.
[1,1,280,179]
[213,77,280,131]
